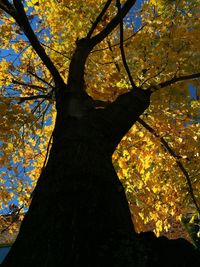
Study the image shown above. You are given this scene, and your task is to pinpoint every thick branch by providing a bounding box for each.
[97,88,150,152]
[67,39,93,93]
[68,0,136,95]
[67,0,136,94]
[137,117,200,215]
[1,0,65,91]
[150,73,200,91]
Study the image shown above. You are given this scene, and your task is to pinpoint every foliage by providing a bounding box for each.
[0,0,199,237]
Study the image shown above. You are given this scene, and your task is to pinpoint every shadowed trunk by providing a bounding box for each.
[2,88,200,267]
[2,88,149,266]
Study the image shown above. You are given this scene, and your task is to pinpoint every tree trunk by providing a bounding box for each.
[2,88,150,266]
[2,88,200,267]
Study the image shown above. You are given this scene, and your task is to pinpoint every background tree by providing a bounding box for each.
[0,0,199,266]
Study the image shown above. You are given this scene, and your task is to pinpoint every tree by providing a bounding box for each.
[0,0,200,266]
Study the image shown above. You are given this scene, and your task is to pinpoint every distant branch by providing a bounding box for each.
[137,117,200,215]
[116,0,137,90]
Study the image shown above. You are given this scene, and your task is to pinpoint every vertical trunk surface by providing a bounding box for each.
[2,89,150,267]
[2,88,200,267]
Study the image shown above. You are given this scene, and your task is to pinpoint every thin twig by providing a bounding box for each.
[1,205,24,234]
[12,79,48,92]
[19,94,51,103]
[28,71,54,89]
[41,42,70,59]
[107,40,121,73]
[91,23,146,53]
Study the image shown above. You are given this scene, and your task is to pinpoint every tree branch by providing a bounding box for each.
[107,40,121,73]
[0,0,13,14]
[68,0,136,94]
[137,117,200,215]
[91,23,147,53]
[28,71,54,89]
[12,79,48,92]
[99,89,150,152]
[150,73,200,91]
[1,0,65,91]
[90,0,136,47]
[0,205,24,235]
[87,0,112,39]
[41,42,70,60]
[18,94,52,103]
[116,0,137,90]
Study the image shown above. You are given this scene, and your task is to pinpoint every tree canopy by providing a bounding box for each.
[0,0,200,239]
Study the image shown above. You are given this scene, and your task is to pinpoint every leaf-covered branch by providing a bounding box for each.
[137,117,200,215]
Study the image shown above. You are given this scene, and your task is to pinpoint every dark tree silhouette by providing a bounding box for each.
[1,0,200,266]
